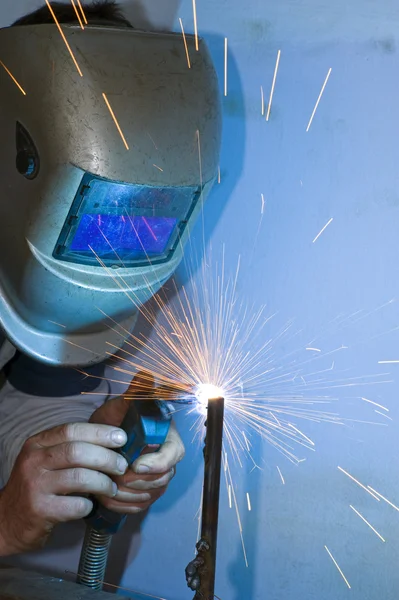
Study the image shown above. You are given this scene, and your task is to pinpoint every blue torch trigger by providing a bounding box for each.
[118,399,172,466]
[85,398,172,535]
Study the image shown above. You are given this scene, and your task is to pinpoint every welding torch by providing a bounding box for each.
[77,381,173,591]
[185,395,225,600]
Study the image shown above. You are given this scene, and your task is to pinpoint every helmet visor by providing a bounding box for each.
[53,173,200,267]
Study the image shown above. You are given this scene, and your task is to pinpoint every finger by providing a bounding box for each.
[133,421,185,474]
[90,371,155,426]
[30,423,127,450]
[48,468,118,498]
[96,496,153,514]
[41,442,128,476]
[112,489,152,503]
[47,496,94,522]
[120,468,175,491]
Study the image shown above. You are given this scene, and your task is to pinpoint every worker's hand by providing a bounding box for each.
[0,422,129,556]
[89,375,185,514]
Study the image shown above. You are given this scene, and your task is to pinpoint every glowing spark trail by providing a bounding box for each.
[288,423,315,446]
[261,193,265,214]
[76,0,87,23]
[192,0,199,51]
[48,320,66,328]
[228,485,232,508]
[246,493,252,511]
[260,85,264,115]
[242,431,250,451]
[70,0,84,29]
[0,61,26,95]
[306,347,321,352]
[179,18,191,69]
[338,466,380,501]
[102,93,129,150]
[361,397,389,412]
[324,546,351,589]
[276,466,285,484]
[224,38,228,97]
[350,505,385,542]
[378,360,399,364]
[266,50,281,121]
[374,410,392,421]
[306,67,332,131]
[46,0,83,77]
[367,487,399,512]
[312,217,333,243]
[218,166,221,184]
[153,164,164,172]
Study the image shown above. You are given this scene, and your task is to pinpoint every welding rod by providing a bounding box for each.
[186,396,225,599]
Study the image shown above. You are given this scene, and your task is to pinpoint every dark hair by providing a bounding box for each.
[13,1,133,28]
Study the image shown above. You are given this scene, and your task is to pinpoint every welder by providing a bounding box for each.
[0,1,221,557]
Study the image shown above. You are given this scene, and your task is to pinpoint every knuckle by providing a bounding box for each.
[74,497,92,518]
[64,443,82,465]
[70,467,87,487]
[63,423,79,441]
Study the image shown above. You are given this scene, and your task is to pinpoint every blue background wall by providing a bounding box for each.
[2,1,399,598]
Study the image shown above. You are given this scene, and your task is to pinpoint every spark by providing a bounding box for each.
[70,0,84,29]
[260,85,264,116]
[306,347,321,352]
[350,505,385,542]
[266,49,281,121]
[147,132,158,150]
[288,423,315,446]
[337,466,380,501]
[261,193,265,214]
[153,163,164,172]
[374,410,392,421]
[246,492,252,511]
[102,92,129,150]
[142,217,158,242]
[276,466,285,484]
[367,487,399,512]
[378,360,399,364]
[306,67,332,132]
[0,60,27,95]
[242,431,250,451]
[228,484,232,508]
[192,0,199,51]
[324,546,351,589]
[224,454,248,566]
[179,18,191,68]
[312,217,333,243]
[48,320,66,328]
[224,38,228,96]
[75,0,88,23]
[45,0,83,77]
[360,397,389,412]
[218,166,221,184]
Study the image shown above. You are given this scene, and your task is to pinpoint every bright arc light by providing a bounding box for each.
[195,383,225,410]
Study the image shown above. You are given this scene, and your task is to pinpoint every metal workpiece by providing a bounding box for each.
[186,396,225,599]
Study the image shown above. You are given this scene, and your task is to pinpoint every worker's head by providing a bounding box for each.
[0,2,221,367]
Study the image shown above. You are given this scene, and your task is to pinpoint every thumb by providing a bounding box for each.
[90,371,155,427]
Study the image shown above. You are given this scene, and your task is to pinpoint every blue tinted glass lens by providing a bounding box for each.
[70,215,177,257]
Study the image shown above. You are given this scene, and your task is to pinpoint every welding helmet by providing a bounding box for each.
[0,23,221,366]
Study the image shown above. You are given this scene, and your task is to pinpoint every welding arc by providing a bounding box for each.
[186,396,225,599]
